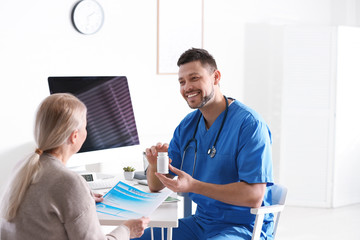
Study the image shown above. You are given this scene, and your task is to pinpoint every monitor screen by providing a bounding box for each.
[48,76,140,153]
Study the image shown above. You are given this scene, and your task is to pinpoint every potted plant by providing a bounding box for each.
[123,166,135,180]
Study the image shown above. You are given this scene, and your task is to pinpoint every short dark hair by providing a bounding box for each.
[177,48,217,73]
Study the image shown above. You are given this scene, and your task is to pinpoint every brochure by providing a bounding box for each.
[96,180,173,219]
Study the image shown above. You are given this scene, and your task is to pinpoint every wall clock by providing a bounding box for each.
[72,0,104,35]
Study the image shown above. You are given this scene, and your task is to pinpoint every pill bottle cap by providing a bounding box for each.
[158,152,168,157]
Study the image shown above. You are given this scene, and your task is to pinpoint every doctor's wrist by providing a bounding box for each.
[147,164,157,174]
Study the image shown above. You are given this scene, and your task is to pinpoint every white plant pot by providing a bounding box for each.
[124,171,135,180]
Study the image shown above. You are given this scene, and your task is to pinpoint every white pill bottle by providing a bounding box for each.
[157,152,169,174]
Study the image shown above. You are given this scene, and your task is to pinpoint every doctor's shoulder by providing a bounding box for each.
[178,109,201,128]
[231,100,267,124]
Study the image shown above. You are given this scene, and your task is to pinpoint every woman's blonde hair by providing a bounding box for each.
[0,93,87,221]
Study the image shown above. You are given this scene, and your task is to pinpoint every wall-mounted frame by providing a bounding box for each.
[157,0,204,75]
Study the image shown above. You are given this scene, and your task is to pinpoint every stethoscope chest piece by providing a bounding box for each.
[208,146,216,158]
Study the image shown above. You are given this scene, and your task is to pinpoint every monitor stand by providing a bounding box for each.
[134,152,148,180]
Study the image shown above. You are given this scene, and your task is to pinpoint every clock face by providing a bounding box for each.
[72,0,104,35]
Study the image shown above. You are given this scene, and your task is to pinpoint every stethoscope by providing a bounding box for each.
[180,95,229,176]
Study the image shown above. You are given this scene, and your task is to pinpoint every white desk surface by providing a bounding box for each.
[95,180,179,229]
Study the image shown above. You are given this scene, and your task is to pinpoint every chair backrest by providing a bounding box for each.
[251,183,288,240]
[271,184,287,240]
[271,184,287,205]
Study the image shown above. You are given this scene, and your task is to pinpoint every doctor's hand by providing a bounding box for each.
[155,164,197,193]
[145,142,169,166]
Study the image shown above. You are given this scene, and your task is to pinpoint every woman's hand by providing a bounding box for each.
[91,192,103,203]
[123,217,150,238]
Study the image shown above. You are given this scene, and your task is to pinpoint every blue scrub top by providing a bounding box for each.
[168,99,274,225]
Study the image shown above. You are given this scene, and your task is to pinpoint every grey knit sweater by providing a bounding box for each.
[0,153,129,240]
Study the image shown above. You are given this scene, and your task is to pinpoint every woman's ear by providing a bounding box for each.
[69,130,79,144]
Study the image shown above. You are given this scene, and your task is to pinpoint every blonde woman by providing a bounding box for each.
[0,93,149,240]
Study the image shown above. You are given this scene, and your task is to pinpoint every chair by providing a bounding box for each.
[250,184,288,240]
[180,184,287,240]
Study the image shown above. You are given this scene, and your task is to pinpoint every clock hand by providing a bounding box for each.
[87,12,95,22]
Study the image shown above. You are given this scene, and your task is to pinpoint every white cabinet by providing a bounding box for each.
[333,26,360,207]
[244,24,360,207]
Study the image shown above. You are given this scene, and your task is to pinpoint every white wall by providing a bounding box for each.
[0,0,188,184]
[0,0,359,207]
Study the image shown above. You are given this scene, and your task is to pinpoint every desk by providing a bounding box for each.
[95,181,178,240]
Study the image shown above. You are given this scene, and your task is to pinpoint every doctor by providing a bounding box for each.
[139,48,274,240]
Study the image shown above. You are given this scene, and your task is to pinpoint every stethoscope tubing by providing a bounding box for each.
[180,95,229,176]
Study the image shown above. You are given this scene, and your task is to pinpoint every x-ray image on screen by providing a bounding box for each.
[48,76,140,153]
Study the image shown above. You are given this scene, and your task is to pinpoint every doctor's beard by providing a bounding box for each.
[188,87,215,109]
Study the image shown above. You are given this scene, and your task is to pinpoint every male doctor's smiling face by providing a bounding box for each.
[178,60,215,109]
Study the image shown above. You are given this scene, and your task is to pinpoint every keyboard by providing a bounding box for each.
[88,178,119,190]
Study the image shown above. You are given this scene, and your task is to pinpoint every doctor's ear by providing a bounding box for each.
[213,70,221,85]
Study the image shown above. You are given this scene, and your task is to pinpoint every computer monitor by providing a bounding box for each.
[48,76,140,154]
